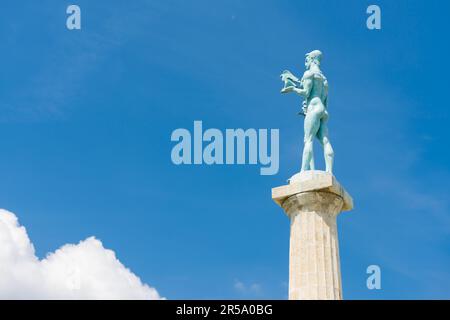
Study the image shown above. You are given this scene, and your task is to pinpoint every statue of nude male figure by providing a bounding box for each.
[281,50,334,173]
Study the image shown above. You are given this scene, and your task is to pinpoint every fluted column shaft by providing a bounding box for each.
[282,191,344,300]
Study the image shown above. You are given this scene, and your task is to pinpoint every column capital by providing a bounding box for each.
[283,191,344,218]
[272,170,353,212]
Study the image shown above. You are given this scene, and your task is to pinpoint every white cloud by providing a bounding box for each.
[233,279,262,296]
[0,209,162,300]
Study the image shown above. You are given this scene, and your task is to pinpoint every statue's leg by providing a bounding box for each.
[302,111,320,172]
[316,119,334,173]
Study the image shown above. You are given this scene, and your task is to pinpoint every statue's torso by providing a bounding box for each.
[302,70,328,107]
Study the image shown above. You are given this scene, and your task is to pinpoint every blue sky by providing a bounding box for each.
[0,0,449,299]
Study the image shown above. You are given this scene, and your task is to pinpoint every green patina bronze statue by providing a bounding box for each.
[281,50,334,174]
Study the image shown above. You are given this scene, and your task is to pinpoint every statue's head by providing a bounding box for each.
[305,50,322,69]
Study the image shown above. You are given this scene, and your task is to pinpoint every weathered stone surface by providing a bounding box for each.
[272,170,353,211]
[272,171,353,300]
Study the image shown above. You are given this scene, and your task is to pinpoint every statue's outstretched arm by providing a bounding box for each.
[293,77,312,98]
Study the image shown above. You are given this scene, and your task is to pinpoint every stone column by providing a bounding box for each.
[272,171,353,300]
